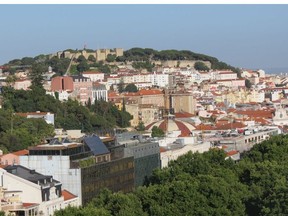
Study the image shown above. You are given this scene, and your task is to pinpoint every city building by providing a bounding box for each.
[0,149,29,166]
[20,136,135,205]
[71,75,93,104]
[16,111,55,125]
[92,82,108,103]
[51,76,74,92]
[82,71,105,82]
[0,165,66,216]
[116,132,161,187]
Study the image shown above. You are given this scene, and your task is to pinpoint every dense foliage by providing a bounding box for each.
[4,48,241,77]
[151,126,165,138]
[0,85,132,152]
[116,48,241,77]
[194,61,210,71]
[124,83,138,93]
[55,134,288,215]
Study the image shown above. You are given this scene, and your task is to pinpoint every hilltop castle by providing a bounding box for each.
[50,48,124,62]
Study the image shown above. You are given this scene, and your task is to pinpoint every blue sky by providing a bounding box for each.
[1,5,288,71]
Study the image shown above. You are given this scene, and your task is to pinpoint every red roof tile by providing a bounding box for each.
[174,112,195,118]
[22,203,38,208]
[138,89,163,96]
[62,190,77,201]
[195,124,215,130]
[226,150,239,157]
[215,122,246,130]
[12,149,29,156]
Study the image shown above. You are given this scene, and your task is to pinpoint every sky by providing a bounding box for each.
[1,4,288,72]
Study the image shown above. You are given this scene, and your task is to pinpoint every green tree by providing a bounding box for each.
[88,55,96,62]
[91,189,147,216]
[47,57,70,76]
[77,55,87,63]
[151,126,165,137]
[29,63,46,87]
[124,83,138,92]
[136,121,145,131]
[194,61,210,71]
[21,57,35,65]
[117,80,125,93]
[106,54,116,62]
[245,79,252,89]
[69,65,79,75]
[5,74,17,87]
[77,62,90,72]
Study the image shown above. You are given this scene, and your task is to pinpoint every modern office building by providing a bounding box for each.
[20,136,134,205]
[116,132,161,187]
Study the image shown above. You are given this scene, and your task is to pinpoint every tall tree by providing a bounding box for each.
[29,63,46,87]
[124,83,138,92]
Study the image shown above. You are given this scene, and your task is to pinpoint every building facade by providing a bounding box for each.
[20,136,135,205]
[0,165,64,216]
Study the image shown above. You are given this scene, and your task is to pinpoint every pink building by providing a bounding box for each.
[72,76,93,104]
[216,79,245,88]
[0,149,29,165]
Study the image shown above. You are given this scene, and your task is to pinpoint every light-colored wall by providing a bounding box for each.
[160,142,210,168]
[138,94,164,107]
[92,89,108,103]
[0,168,64,216]
[82,73,104,82]
[19,155,82,205]
[13,80,31,90]
[0,154,19,165]
[172,94,196,114]
[73,79,93,104]
[152,60,211,68]
[125,104,139,127]
[0,169,41,202]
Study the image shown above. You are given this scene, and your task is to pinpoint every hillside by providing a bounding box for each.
[2,48,241,76]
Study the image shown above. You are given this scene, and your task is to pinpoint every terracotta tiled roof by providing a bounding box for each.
[226,150,239,157]
[216,102,226,108]
[160,147,167,153]
[215,122,246,130]
[22,203,38,208]
[82,71,102,74]
[233,110,274,119]
[62,190,77,201]
[174,112,195,118]
[138,89,163,96]
[146,119,195,137]
[195,124,215,130]
[108,91,120,98]
[12,149,29,156]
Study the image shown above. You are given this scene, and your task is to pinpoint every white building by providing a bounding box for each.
[0,165,67,216]
[160,142,211,168]
[215,71,237,80]
[92,82,108,102]
[19,141,83,205]
[46,90,70,102]
[16,111,55,125]
[152,72,169,87]
[82,71,105,82]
